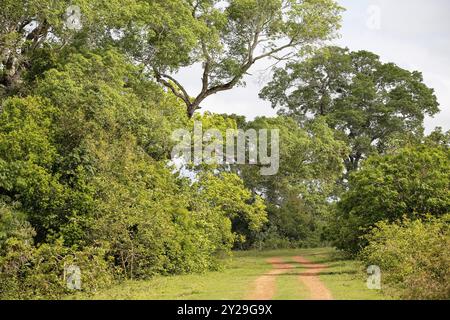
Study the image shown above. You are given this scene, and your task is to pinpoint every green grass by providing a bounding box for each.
[71,248,390,300]
[272,268,310,300]
[295,248,390,300]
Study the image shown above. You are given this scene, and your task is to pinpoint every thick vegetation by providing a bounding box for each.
[0,0,449,300]
[330,142,449,254]
[0,50,267,298]
[361,216,450,300]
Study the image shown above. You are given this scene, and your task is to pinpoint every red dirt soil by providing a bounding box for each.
[246,257,294,300]
[292,256,333,300]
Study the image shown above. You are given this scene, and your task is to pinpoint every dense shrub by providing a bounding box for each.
[360,215,450,300]
[331,144,450,254]
[0,238,113,299]
[0,50,268,297]
[251,203,330,250]
[252,226,300,250]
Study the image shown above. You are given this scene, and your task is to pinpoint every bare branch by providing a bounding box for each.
[253,39,297,62]
[200,41,211,94]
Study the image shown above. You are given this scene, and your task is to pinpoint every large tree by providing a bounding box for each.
[144,0,344,117]
[0,0,201,94]
[260,46,440,172]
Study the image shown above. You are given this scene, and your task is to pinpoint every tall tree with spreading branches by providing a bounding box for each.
[260,46,440,172]
[142,0,344,117]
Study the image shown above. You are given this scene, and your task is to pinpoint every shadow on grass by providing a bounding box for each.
[272,270,358,276]
[269,258,342,266]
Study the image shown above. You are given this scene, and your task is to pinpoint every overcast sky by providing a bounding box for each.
[175,0,450,133]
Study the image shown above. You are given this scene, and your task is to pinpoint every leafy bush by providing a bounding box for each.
[331,144,450,254]
[0,199,35,254]
[360,215,450,300]
[0,238,114,299]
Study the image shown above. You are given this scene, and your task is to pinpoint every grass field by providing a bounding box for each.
[72,248,389,300]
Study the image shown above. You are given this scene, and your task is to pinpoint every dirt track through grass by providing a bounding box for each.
[246,258,294,300]
[247,255,333,300]
[293,256,333,300]
[71,248,388,300]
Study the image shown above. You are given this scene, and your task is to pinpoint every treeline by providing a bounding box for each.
[1,1,449,300]
[0,50,271,298]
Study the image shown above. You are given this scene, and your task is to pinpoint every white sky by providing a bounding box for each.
[175,0,450,133]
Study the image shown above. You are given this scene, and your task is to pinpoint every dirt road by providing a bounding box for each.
[247,255,332,300]
[246,258,295,300]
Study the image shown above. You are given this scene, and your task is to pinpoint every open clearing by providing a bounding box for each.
[73,248,389,300]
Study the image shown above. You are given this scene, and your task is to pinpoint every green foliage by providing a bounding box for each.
[0,237,114,299]
[360,216,450,300]
[331,143,450,254]
[238,116,348,248]
[194,172,268,246]
[0,199,35,254]
[0,49,268,297]
[0,0,139,92]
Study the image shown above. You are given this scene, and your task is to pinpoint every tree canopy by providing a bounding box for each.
[260,46,440,171]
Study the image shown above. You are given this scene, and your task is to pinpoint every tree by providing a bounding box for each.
[330,142,450,254]
[260,46,440,172]
[146,0,344,117]
[0,0,125,92]
[0,0,199,95]
[1,1,343,118]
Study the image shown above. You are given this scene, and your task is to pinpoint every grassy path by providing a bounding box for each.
[72,248,388,300]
